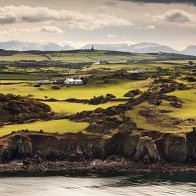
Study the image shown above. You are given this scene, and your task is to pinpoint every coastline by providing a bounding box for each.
[0,158,196,177]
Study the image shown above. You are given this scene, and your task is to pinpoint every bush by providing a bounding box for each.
[52,86,61,90]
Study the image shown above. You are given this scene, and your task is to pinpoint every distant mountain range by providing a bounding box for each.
[0,41,195,56]
[81,43,179,54]
[0,41,74,51]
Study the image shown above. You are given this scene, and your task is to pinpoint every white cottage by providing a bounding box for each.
[35,80,51,84]
[64,78,83,85]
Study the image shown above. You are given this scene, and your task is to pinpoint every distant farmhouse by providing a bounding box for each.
[64,78,83,85]
[35,80,52,85]
[92,60,101,65]
[130,69,144,74]
[35,78,83,85]
[92,60,109,65]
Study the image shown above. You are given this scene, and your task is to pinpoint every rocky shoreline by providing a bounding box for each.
[0,158,196,177]
[0,128,195,177]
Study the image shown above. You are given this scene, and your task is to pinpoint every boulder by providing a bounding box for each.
[105,132,128,155]
[163,133,187,162]
[80,143,94,160]
[123,132,141,157]
[92,142,105,160]
[14,136,33,157]
[52,86,61,90]
[170,101,182,108]
[186,128,196,161]
[118,121,137,133]
[124,89,141,98]
[67,146,85,162]
[0,143,12,163]
[134,136,160,163]
[106,94,116,99]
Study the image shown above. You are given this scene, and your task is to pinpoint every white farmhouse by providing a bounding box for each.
[92,60,101,65]
[130,69,144,74]
[35,80,51,84]
[64,78,83,85]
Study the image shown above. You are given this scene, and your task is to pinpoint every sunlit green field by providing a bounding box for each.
[45,101,126,115]
[0,51,157,63]
[84,63,176,72]
[0,79,149,100]
[0,54,47,61]
[126,89,196,133]
[0,119,88,137]
[165,89,196,119]
[0,73,41,80]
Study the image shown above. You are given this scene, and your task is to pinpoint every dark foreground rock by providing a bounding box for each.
[0,93,54,125]
[0,129,195,176]
[0,158,195,177]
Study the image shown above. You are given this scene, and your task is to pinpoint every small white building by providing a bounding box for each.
[130,69,144,74]
[92,60,101,65]
[35,80,51,85]
[64,78,83,85]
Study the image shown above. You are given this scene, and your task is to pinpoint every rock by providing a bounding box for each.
[16,136,33,157]
[163,133,187,162]
[92,142,105,160]
[134,136,160,163]
[124,89,141,98]
[170,101,182,108]
[106,94,116,99]
[123,132,141,157]
[186,128,196,161]
[67,146,86,162]
[52,86,61,90]
[105,132,128,155]
[118,121,137,133]
[80,143,94,160]
[183,76,196,82]
[0,144,12,163]
[89,95,109,105]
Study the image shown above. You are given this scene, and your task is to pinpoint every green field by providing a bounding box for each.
[126,89,196,133]
[0,51,158,63]
[0,119,88,137]
[45,101,126,115]
[0,54,47,61]
[0,79,149,100]
[0,50,195,136]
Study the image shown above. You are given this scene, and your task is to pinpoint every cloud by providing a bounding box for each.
[0,5,132,30]
[40,26,64,33]
[155,9,192,23]
[120,0,196,6]
[107,34,116,38]
[0,26,64,36]
[145,25,155,29]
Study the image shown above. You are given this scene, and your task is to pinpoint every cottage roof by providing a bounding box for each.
[75,79,83,82]
[66,78,75,82]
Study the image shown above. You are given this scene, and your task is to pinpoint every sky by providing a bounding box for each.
[0,0,195,50]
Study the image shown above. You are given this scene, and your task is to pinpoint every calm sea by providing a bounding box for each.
[0,173,196,196]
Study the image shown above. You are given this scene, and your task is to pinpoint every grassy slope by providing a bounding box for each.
[0,51,157,63]
[45,101,126,115]
[126,89,196,133]
[0,54,47,61]
[164,89,196,119]
[0,119,88,137]
[0,79,149,100]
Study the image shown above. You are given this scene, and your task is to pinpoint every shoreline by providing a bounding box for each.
[0,158,196,177]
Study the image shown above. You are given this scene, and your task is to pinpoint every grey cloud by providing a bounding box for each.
[155,9,192,23]
[39,26,64,33]
[0,5,132,29]
[120,0,196,5]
